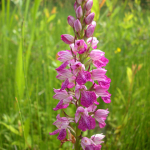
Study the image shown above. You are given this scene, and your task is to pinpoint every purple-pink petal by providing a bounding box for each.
[85,144,101,150]
[57,129,67,141]
[53,100,69,111]
[49,129,60,135]
[76,71,87,85]
[81,91,96,107]
[56,61,68,71]
[78,115,96,131]
[60,79,69,91]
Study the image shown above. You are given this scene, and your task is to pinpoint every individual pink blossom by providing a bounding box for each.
[74,39,88,54]
[91,134,105,145]
[75,107,96,131]
[87,37,99,49]
[94,109,109,128]
[57,50,73,62]
[49,114,73,140]
[71,61,85,75]
[81,134,105,150]
[89,50,105,60]
[76,71,91,85]
[91,68,107,81]
[53,89,73,102]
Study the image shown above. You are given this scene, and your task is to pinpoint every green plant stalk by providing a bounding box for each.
[75,123,81,150]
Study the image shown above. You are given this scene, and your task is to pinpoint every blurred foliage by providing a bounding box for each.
[0,0,150,150]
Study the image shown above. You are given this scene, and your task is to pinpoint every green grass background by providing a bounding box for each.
[0,0,150,149]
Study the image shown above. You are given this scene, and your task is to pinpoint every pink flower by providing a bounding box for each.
[91,68,107,81]
[94,109,109,128]
[76,71,91,85]
[89,50,109,67]
[49,114,73,140]
[71,61,85,75]
[81,134,105,150]
[87,37,99,49]
[91,134,105,145]
[75,107,96,131]
[74,39,88,54]
[57,50,73,62]
[89,50,105,60]
[53,89,73,103]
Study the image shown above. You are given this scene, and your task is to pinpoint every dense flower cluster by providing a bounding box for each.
[50,0,111,149]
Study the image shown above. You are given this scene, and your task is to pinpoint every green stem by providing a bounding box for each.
[75,123,81,150]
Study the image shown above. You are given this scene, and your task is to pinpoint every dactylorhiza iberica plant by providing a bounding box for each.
[49,0,111,149]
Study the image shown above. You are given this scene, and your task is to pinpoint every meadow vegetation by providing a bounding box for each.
[0,0,150,149]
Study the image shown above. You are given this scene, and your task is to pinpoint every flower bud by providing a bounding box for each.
[85,0,93,11]
[74,19,82,32]
[61,34,74,44]
[67,16,76,27]
[74,2,78,11]
[77,0,82,4]
[85,13,95,25]
[76,6,83,19]
[85,24,95,38]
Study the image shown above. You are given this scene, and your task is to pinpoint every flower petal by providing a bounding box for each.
[53,100,69,111]
[57,129,67,140]
[78,115,96,131]
[81,91,96,107]
[49,129,60,135]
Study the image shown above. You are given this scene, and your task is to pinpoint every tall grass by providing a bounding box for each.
[0,0,150,149]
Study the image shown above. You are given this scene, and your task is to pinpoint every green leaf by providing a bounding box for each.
[15,41,25,99]
[91,0,99,21]
[47,14,56,23]
[127,67,132,85]
[24,118,30,140]
[0,122,21,136]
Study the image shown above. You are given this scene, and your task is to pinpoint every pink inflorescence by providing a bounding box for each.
[50,0,111,149]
